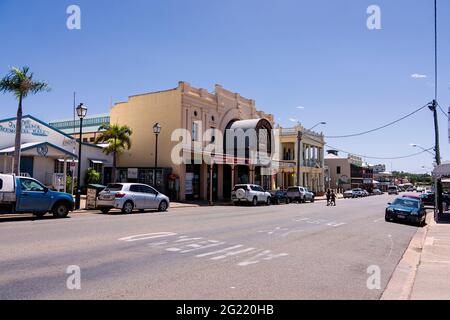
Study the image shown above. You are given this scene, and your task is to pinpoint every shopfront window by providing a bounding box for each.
[185,164,200,200]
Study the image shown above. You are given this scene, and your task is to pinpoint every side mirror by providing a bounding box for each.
[44,187,49,193]
[387,202,391,205]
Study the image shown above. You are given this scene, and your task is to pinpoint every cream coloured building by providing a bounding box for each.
[276,125,326,193]
[110,81,274,201]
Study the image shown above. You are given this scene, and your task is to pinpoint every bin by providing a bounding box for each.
[86,184,106,209]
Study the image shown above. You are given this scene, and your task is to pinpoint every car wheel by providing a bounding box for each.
[252,197,258,206]
[266,197,271,206]
[311,197,315,203]
[385,214,391,222]
[100,208,110,214]
[286,198,290,204]
[158,200,168,212]
[122,201,134,214]
[52,202,70,218]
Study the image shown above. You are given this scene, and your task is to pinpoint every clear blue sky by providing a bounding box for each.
[0,0,449,173]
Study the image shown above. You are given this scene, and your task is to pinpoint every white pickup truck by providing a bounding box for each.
[0,174,74,218]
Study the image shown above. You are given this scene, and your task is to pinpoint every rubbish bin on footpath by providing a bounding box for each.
[86,184,106,209]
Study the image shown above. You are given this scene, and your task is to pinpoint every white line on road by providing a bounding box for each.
[196,245,244,258]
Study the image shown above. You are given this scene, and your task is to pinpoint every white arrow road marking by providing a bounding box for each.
[238,250,289,267]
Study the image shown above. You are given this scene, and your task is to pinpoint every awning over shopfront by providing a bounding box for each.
[0,142,78,159]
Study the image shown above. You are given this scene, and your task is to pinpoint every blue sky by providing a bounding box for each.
[0,0,449,173]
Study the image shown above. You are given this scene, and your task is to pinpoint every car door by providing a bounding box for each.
[17,178,52,212]
[257,186,266,202]
[128,185,145,209]
[141,185,159,209]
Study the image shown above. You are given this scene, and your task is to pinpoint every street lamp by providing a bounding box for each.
[308,122,326,131]
[75,103,87,210]
[410,143,437,157]
[153,123,161,169]
[296,131,303,186]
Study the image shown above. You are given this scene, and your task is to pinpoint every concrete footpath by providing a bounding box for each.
[382,212,450,300]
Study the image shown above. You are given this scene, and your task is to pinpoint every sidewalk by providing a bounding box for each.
[382,212,450,300]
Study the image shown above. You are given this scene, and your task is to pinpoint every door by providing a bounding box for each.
[141,185,159,209]
[17,178,51,212]
[128,185,146,209]
[20,157,34,177]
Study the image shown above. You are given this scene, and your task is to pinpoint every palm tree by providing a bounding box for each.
[95,123,132,183]
[0,67,50,174]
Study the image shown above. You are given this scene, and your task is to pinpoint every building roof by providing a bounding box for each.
[324,153,346,160]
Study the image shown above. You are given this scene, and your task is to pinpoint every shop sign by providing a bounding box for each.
[0,120,49,137]
[127,168,138,179]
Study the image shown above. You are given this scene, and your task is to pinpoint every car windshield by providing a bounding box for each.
[105,184,123,192]
[392,198,419,209]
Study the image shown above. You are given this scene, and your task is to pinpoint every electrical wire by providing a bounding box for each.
[437,102,447,119]
[324,145,434,160]
[324,102,431,138]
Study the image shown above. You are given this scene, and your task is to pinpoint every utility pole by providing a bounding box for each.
[296,131,303,186]
[429,100,443,216]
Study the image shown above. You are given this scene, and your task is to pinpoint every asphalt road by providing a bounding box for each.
[0,194,421,300]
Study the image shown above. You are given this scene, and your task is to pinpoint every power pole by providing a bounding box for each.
[429,100,443,216]
[296,131,303,186]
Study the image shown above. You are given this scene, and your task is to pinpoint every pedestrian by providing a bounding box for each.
[326,189,331,206]
[331,190,336,206]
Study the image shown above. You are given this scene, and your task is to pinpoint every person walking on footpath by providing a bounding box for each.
[326,189,331,206]
[330,190,336,206]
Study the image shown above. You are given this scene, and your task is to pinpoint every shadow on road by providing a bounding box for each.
[0,215,70,224]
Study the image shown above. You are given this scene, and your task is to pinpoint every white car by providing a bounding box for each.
[96,183,170,214]
[231,184,271,206]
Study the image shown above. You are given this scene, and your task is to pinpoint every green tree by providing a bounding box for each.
[94,124,132,183]
[85,167,101,185]
[0,67,50,174]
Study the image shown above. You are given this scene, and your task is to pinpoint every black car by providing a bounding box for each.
[421,192,435,207]
[269,190,290,205]
[385,197,426,226]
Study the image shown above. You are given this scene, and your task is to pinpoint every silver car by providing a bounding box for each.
[96,183,170,214]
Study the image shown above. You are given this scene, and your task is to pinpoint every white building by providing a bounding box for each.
[0,115,112,191]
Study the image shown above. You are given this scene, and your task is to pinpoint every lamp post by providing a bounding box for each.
[308,122,326,131]
[410,143,437,158]
[75,103,87,210]
[153,123,161,168]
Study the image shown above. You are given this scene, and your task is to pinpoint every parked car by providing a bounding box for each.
[231,184,271,206]
[96,183,170,214]
[269,190,290,205]
[286,186,314,203]
[416,187,425,193]
[0,174,74,218]
[362,190,369,197]
[352,188,365,197]
[421,191,435,207]
[403,193,421,200]
[372,189,383,195]
[343,190,355,198]
[385,197,426,226]
[387,186,399,195]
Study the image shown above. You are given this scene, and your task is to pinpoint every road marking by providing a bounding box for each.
[210,247,256,260]
[196,245,244,258]
[237,250,289,267]
[374,218,384,223]
[119,232,178,242]
[281,229,304,237]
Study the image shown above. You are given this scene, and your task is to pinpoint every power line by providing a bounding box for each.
[325,145,434,160]
[434,0,438,101]
[324,102,431,138]
[437,102,447,119]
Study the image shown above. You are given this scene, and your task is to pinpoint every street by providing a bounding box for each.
[0,194,421,300]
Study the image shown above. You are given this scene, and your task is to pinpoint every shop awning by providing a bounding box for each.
[90,159,105,164]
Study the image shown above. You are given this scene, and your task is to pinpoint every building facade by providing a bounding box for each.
[0,115,112,190]
[276,126,325,193]
[49,114,110,143]
[110,81,274,201]
[324,150,374,191]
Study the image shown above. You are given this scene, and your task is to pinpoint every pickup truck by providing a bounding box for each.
[0,174,74,218]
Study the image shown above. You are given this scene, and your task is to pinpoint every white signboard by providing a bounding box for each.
[128,168,138,179]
